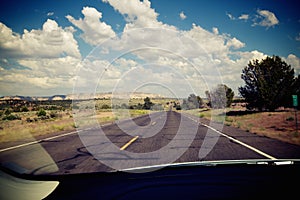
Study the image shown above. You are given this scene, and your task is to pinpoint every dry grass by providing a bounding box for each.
[182,107,300,146]
[225,111,300,145]
[0,109,151,145]
[0,112,75,144]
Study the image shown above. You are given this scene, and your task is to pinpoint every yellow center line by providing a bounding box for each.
[120,136,139,151]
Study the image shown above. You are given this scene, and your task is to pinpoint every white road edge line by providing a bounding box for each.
[0,112,278,161]
[0,113,149,153]
[186,115,277,160]
[0,127,94,153]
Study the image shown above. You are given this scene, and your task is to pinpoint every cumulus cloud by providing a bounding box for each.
[102,0,163,29]
[253,9,279,28]
[0,19,80,59]
[179,11,186,20]
[66,6,116,45]
[0,19,82,96]
[1,2,298,97]
[0,55,81,95]
[184,24,245,56]
[285,54,300,74]
[81,21,248,96]
[226,37,245,49]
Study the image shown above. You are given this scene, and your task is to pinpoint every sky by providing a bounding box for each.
[0,0,299,98]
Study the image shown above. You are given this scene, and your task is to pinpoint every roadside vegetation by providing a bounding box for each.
[0,97,175,146]
[181,56,300,146]
[182,106,300,146]
[1,55,299,146]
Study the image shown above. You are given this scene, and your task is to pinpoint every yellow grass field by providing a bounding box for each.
[0,109,151,144]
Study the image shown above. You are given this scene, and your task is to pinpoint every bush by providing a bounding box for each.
[176,104,181,110]
[4,109,12,115]
[49,112,62,118]
[21,106,29,112]
[37,109,46,117]
[2,114,21,120]
[26,118,33,122]
[101,104,111,109]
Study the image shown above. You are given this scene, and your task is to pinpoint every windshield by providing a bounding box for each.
[0,0,300,176]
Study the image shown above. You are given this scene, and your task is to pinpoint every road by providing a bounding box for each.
[1,111,300,175]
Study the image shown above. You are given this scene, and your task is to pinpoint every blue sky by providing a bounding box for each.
[0,0,299,97]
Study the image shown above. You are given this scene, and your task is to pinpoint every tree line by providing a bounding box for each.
[179,84,234,110]
[180,55,299,111]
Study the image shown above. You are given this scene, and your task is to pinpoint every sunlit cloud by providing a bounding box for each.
[0,1,298,97]
[66,6,116,45]
[253,9,279,28]
[238,14,249,21]
[179,11,187,20]
[0,19,80,59]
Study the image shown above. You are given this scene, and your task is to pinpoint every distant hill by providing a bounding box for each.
[0,92,165,101]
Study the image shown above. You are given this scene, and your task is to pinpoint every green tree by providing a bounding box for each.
[143,97,154,110]
[238,55,295,111]
[208,84,234,108]
[182,94,203,110]
[224,85,234,107]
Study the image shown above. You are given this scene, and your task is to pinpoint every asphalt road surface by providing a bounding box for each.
[1,111,300,175]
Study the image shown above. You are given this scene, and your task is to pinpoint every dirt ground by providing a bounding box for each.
[224,107,300,146]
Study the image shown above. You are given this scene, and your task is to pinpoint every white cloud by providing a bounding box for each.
[238,14,249,21]
[226,12,235,20]
[18,56,79,77]
[179,11,186,20]
[47,12,54,16]
[285,54,300,74]
[1,3,297,97]
[226,37,245,49]
[253,9,279,28]
[0,19,82,95]
[78,22,250,96]
[66,6,116,45]
[102,0,163,29]
[0,56,81,95]
[212,27,219,35]
[184,24,245,57]
[0,19,80,59]
[184,24,228,55]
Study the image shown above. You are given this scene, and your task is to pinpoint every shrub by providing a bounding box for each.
[26,118,33,122]
[21,106,29,112]
[4,109,12,115]
[37,109,46,117]
[2,114,21,120]
[101,104,111,109]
